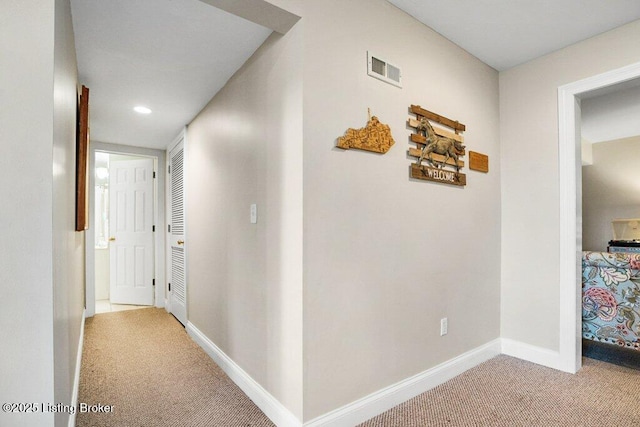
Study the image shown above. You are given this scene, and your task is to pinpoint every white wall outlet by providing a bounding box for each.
[250,204,257,224]
[440,317,448,336]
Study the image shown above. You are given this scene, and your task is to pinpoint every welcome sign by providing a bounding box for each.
[410,163,466,186]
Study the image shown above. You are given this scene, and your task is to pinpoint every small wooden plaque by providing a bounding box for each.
[469,151,489,173]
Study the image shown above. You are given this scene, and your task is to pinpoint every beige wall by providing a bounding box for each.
[0,0,83,426]
[582,137,640,252]
[0,1,56,424]
[186,25,303,419]
[500,20,640,350]
[52,1,85,426]
[301,0,501,419]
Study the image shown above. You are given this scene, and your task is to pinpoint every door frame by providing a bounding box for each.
[85,142,167,317]
[557,60,640,373]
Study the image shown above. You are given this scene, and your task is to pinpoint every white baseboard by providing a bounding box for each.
[186,322,302,427]
[68,309,86,427]
[304,339,502,427]
[184,330,557,427]
[501,338,561,370]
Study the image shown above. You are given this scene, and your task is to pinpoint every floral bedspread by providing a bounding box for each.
[582,251,640,352]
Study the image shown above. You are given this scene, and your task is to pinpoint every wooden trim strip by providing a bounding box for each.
[410,105,466,132]
[407,119,464,142]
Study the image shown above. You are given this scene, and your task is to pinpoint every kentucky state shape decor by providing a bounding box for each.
[336,110,395,154]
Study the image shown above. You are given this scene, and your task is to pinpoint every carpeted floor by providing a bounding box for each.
[76,307,274,427]
[78,308,640,427]
[360,354,640,426]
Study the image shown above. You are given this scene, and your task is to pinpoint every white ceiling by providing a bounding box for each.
[72,0,640,151]
[388,0,640,71]
[71,0,272,149]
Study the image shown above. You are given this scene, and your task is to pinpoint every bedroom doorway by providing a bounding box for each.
[558,61,640,373]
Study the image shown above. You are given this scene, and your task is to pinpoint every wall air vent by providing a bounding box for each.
[367,51,402,88]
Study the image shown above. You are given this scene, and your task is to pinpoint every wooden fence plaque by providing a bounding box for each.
[407,105,467,187]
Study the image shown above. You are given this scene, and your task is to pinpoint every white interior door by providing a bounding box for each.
[109,158,155,305]
[168,139,187,325]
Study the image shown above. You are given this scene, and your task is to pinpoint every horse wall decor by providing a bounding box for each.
[407,105,467,187]
[416,117,465,172]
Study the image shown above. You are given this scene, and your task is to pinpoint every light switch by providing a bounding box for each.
[250,204,257,224]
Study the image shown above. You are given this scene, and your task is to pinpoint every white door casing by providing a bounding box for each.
[558,61,640,374]
[168,136,187,325]
[109,158,155,305]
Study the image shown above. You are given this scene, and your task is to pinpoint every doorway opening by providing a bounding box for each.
[85,143,167,318]
[558,61,640,373]
[94,151,154,313]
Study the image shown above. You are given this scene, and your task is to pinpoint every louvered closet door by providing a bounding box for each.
[168,138,187,325]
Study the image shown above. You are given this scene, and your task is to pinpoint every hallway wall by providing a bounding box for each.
[0,0,84,426]
[52,0,85,426]
[300,0,501,420]
[186,25,304,419]
[0,1,57,424]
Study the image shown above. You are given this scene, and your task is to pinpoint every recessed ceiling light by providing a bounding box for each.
[134,106,152,114]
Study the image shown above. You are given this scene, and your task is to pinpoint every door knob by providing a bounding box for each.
[177,240,184,245]
[109,237,116,241]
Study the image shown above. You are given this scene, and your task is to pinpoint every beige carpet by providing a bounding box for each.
[78,308,640,427]
[360,354,640,426]
[76,307,274,427]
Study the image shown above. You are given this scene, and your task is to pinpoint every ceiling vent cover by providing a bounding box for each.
[367,51,402,88]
